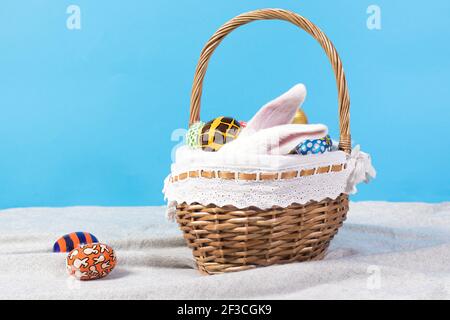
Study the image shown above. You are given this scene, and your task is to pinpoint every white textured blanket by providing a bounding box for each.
[1,202,449,300]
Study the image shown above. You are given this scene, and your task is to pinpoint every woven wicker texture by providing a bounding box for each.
[178,9,352,274]
[176,194,349,274]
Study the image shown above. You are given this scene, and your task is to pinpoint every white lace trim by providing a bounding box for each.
[162,145,376,218]
[164,165,350,207]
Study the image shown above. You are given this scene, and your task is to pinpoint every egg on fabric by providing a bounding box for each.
[53,232,99,253]
[200,116,241,152]
[292,108,308,124]
[293,135,333,155]
[185,121,205,149]
[324,135,332,148]
[66,243,116,281]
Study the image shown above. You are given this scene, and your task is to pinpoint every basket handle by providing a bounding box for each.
[189,8,351,153]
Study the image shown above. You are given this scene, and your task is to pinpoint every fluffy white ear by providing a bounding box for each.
[241,84,307,137]
[219,124,328,155]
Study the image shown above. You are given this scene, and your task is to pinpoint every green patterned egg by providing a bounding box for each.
[186,121,205,149]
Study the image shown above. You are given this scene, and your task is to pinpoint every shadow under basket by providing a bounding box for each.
[176,194,349,275]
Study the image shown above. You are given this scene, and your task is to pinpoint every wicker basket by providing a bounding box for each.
[176,8,351,275]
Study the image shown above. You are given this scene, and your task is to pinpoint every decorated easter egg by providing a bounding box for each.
[293,135,332,155]
[186,121,205,149]
[292,108,308,124]
[239,120,247,128]
[200,116,241,152]
[324,135,332,148]
[66,243,116,281]
[53,232,99,253]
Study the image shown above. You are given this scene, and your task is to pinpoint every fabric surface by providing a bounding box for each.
[1,202,449,300]
[170,146,346,174]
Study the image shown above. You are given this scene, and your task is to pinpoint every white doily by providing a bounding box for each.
[164,167,350,207]
[163,146,375,218]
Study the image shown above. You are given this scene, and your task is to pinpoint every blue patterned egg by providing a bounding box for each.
[293,135,332,155]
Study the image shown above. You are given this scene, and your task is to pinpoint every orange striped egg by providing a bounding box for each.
[53,232,98,253]
[66,243,116,281]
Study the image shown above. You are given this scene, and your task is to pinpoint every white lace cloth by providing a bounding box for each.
[163,146,375,216]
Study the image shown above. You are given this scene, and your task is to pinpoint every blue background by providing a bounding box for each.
[1,0,449,209]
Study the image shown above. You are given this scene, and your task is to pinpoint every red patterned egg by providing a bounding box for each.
[66,243,116,280]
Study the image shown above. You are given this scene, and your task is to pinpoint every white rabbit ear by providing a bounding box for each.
[241,84,307,137]
[271,124,327,155]
[219,124,327,155]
